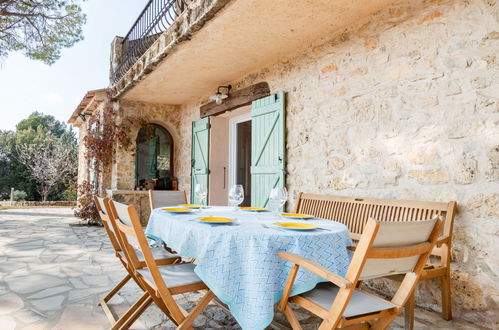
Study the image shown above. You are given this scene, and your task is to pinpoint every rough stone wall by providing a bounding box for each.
[111,100,182,190]
[168,0,498,325]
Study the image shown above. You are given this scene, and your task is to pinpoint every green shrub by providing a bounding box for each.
[13,190,27,201]
[62,182,77,201]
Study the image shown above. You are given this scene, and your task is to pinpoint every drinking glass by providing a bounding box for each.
[228,184,244,210]
[268,187,288,219]
[194,183,208,207]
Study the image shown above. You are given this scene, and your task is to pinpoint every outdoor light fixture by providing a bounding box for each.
[78,113,87,122]
[210,85,232,105]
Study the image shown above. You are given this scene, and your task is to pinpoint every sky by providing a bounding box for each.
[0,0,147,131]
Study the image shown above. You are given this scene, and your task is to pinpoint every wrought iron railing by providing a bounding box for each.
[111,0,187,84]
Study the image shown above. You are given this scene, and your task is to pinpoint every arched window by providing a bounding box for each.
[135,124,174,190]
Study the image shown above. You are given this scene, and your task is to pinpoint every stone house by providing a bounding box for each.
[68,0,499,327]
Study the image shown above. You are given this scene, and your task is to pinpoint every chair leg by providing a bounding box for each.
[100,273,132,305]
[99,273,132,324]
[111,291,153,330]
[404,293,415,330]
[370,313,398,330]
[441,273,452,320]
[177,290,215,330]
[282,303,302,330]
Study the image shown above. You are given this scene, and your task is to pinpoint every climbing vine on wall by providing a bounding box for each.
[83,94,119,180]
[73,94,148,224]
[74,92,123,224]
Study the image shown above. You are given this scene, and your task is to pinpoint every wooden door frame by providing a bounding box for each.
[228,112,252,190]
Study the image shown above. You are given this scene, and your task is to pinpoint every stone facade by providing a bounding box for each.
[141,0,496,326]
[110,100,181,190]
[73,0,499,326]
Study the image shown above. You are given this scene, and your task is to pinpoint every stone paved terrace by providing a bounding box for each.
[0,208,485,330]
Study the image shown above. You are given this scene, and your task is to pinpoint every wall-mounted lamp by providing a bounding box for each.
[209,85,232,105]
[78,113,88,122]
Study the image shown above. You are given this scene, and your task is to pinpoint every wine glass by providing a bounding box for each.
[228,184,244,210]
[194,183,207,207]
[268,187,288,219]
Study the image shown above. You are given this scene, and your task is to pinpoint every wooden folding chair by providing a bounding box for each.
[277,216,442,330]
[148,190,187,210]
[294,193,457,328]
[109,199,216,329]
[93,196,180,329]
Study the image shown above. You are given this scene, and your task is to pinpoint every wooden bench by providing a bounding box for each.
[295,192,457,329]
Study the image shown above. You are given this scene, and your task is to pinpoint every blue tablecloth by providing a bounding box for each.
[145,206,352,330]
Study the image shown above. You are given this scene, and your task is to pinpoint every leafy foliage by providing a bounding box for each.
[12,189,27,201]
[0,112,77,201]
[83,99,118,177]
[0,0,86,64]
[62,181,76,201]
[73,180,99,224]
[16,136,77,201]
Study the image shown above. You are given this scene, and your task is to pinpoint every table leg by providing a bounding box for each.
[212,297,289,330]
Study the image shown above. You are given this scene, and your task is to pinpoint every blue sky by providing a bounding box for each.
[0,0,146,131]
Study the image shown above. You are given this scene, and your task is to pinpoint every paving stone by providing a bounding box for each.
[82,275,110,287]
[5,274,66,294]
[19,322,50,330]
[68,288,107,303]
[28,286,72,299]
[69,278,88,289]
[11,308,45,326]
[30,295,65,311]
[53,306,108,330]
[0,316,16,330]
[0,293,24,315]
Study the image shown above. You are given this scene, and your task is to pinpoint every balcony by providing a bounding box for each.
[111,0,400,103]
[111,0,187,84]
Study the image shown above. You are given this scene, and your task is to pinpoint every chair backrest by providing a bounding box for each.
[107,200,144,268]
[327,217,442,324]
[359,217,439,280]
[295,193,456,262]
[108,200,185,317]
[148,190,187,210]
[93,195,121,253]
[109,200,170,287]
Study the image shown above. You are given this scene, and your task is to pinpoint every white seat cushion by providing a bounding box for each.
[137,263,202,288]
[118,247,179,261]
[299,282,396,318]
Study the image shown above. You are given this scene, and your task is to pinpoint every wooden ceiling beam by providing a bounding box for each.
[200,82,270,118]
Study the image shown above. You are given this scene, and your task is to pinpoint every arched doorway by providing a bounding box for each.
[135,124,174,190]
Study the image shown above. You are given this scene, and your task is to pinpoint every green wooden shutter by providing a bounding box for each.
[251,92,286,208]
[191,117,210,205]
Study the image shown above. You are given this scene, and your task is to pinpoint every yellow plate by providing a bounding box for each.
[272,222,317,230]
[197,217,235,224]
[280,213,315,219]
[161,207,192,213]
[179,204,203,209]
[240,207,267,212]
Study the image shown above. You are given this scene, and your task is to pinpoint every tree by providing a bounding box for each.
[16,136,77,201]
[0,0,86,64]
[0,129,37,200]
[16,111,67,136]
[0,112,77,201]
